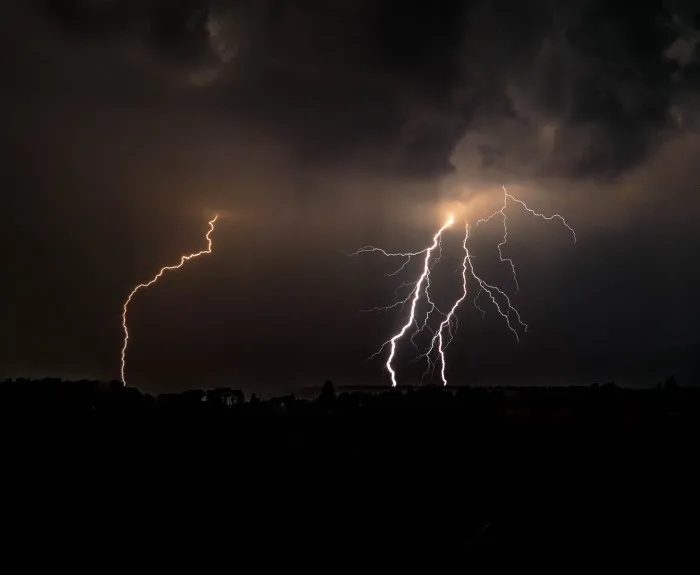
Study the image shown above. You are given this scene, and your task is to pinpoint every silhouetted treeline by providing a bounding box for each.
[1,376,698,555]
[1,375,696,419]
[2,377,698,450]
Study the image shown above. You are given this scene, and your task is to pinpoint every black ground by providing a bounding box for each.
[1,378,697,562]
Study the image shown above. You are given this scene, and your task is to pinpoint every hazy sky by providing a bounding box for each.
[2,0,700,394]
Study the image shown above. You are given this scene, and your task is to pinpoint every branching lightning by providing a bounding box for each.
[350,215,454,387]
[354,187,576,387]
[431,222,470,386]
[476,186,577,294]
[120,215,219,386]
[410,225,467,384]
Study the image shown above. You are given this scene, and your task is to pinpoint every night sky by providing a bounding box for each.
[2,0,700,395]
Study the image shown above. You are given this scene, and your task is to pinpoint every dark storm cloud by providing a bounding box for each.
[449,0,695,185]
[36,0,700,187]
[4,0,700,390]
[36,0,264,86]
[33,0,470,178]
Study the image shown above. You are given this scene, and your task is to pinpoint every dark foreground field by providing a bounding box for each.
[1,379,698,561]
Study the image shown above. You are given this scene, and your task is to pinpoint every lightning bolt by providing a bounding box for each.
[350,215,454,386]
[467,187,575,344]
[354,186,577,387]
[467,245,528,342]
[477,189,520,292]
[477,186,577,295]
[504,186,577,243]
[432,223,470,386]
[120,215,218,386]
[410,236,446,353]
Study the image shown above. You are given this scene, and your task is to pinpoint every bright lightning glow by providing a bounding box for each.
[351,214,454,386]
[433,223,470,385]
[354,187,577,387]
[120,215,218,386]
[410,236,446,352]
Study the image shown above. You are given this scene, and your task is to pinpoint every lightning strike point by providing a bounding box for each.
[120,215,218,387]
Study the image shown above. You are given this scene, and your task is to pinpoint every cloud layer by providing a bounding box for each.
[1,0,698,390]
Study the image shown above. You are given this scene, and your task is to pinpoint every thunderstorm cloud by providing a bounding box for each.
[2,0,699,391]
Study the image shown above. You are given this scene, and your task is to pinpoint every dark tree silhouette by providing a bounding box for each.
[664,375,679,390]
[321,380,336,401]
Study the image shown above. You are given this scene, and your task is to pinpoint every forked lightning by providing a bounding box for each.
[353,187,576,386]
[351,215,454,387]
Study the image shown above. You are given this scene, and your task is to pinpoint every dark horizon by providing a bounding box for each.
[3,352,697,556]
[7,337,697,397]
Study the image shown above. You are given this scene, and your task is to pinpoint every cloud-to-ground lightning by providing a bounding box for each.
[350,215,454,387]
[354,187,576,387]
[120,215,218,386]
[431,223,470,385]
